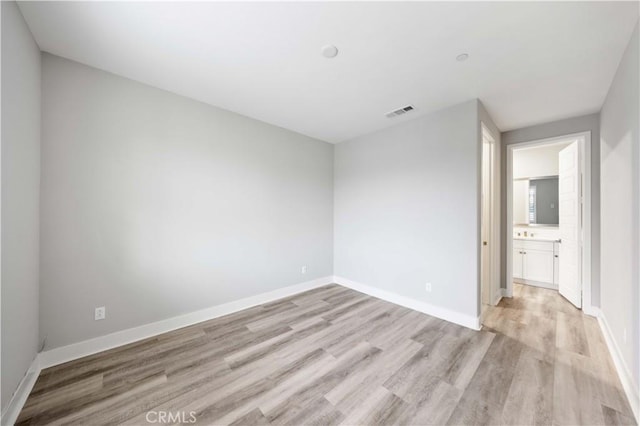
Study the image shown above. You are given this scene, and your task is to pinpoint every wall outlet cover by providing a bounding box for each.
[94,306,106,321]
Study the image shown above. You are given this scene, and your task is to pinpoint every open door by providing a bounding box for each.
[558,141,581,308]
[481,137,492,310]
[480,124,499,318]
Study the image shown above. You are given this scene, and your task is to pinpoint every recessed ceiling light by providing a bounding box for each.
[321,45,339,59]
[456,53,469,62]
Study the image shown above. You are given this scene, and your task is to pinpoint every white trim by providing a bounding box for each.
[514,278,558,291]
[501,287,512,298]
[38,276,333,369]
[596,309,639,423]
[1,356,40,426]
[506,131,594,314]
[333,276,480,330]
[492,290,503,306]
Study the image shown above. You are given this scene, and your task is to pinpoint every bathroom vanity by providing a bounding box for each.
[513,237,560,289]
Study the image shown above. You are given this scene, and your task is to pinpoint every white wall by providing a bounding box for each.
[512,143,569,179]
[512,180,529,225]
[334,100,481,321]
[600,21,639,403]
[40,54,334,349]
[1,1,41,412]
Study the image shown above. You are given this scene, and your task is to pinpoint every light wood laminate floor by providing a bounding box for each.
[17,283,635,425]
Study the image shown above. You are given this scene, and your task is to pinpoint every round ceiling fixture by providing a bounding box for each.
[456,53,469,62]
[321,45,339,59]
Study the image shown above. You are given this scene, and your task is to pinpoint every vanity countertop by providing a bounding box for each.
[513,237,560,243]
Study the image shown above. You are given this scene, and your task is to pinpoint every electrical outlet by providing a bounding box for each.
[425,283,432,292]
[301,266,307,274]
[95,306,106,321]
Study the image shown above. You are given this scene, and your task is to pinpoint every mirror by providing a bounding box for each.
[513,176,559,226]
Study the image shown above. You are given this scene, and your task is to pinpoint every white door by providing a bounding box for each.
[558,142,581,308]
[481,139,492,306]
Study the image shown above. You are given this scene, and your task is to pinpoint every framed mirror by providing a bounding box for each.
[513,176,559,226]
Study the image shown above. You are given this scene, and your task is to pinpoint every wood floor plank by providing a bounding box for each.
[601,404,637,426]
[245,300,332,332]
[228,408,271,426]
[258,341,381,418]
[44,373,168,426]
[394,380,462,426]
[553,349,605,425]
[18,374,104,421]
[338,386,407,426]
[224,318,331,369]
[556,310,591,357]
[445,352,517,425]
[367,309,433,351]
[501,351,554,425]
[324,338,422,413]
[271,396,344,426]
[440,329,495,390]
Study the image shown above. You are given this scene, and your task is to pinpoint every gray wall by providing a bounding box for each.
[40,54,334,349]
[600,22,639,394]
[334,100,481,318]
[1,1,41,411]
[501,113,601,305]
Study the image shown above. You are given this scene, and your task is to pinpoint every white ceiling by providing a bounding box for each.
[18,1,639,143]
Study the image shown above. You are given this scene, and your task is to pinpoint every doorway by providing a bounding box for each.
[505,132,592,311]
[480,124,500,321]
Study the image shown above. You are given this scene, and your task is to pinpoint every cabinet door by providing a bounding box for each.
[513,249,523,279]
[523,249,554,283]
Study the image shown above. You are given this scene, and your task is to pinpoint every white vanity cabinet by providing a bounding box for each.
[513,239,558,288]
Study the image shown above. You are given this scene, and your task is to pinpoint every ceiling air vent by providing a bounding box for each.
[385,105,415,118]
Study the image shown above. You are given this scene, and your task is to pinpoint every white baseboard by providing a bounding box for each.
[1,356,40,426]
[332,276,480,330]
[596,308,639,423]
[492,290,503,306]
[514,278,558,291]
[582,302,600,317]
[38,276,334,369]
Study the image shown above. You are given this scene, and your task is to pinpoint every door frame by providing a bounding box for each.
[505,131,594,314]
[480,123,501,319]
